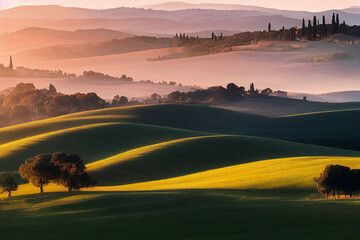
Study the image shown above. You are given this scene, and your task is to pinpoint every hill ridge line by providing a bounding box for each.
[86,134,231,171]
[279,108,360,118]
[0,122,120,158]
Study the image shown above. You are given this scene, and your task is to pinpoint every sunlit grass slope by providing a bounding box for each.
[0,114,133,145]
[2,190,360,240]
[62,105,360,151]
[2,104,359,152]
[5,155,360,197]
[86,135,360,186]
[106,156,360,192]
[0,122,208,171]
[0,104,268,144]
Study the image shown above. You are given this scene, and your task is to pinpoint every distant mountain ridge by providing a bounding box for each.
[2,4,360,37]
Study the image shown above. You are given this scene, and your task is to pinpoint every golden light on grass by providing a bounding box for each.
[0,123,120,158]
[86,135,228,171]
[95,156,360,191]
[3,156,360,198]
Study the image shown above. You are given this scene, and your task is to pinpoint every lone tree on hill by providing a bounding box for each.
[19,154,60,193]
[0,172,18,197]
[51,152,96,192]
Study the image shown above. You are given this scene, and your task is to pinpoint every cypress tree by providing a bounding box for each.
[268,22,271,32]
[308,20,312,40]
[322,15,327,37]
[313,16,317,40]
[336,14,340,33]
[302,18,306,36]
[9,56,13,71]
[332,13,336,33]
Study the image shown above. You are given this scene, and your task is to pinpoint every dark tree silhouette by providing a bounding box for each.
[19,154,60,193]
[302,18,306,36]
[322,15,327,37]
[332,13,336,34]
[0,172,18,197]
[315,165,351,198]
[9,56,13,71]
[150,93,161,103]
[112,95,128,106]
[313,16,317,40]
[268,22,271,32]
[307,20,312,40]
[51,152,96,191]
[226,83,239,92]
[249,83,256,95]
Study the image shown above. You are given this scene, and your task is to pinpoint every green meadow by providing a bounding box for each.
[1,103,360,239]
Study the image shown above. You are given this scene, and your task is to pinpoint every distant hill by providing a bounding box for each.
[342,6,360,14]
[0,15,301,35]
[16,36,176,60]
[0,27,133,54]
[2,5,360,34]
[141,2,280,11]
[290,91,360,102]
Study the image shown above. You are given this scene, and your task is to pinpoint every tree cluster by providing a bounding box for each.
[112,95,129,106]
[19,153,96,193]
[165,83,246,104]
[315,165,360,199]
[0,83,106,126]
[0,58,75,78]
[81,71,133,82]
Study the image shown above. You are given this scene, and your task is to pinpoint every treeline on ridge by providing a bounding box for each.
[163,83,285,104]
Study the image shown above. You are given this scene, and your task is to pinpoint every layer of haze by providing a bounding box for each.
[1,0,360,11]
[2,40,360,98]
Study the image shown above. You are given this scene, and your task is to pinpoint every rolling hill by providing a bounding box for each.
[16,36,176,60]
[3,5,359,35]
[1,104,360,181]
[0,103,360,239]
[0,27,133,55]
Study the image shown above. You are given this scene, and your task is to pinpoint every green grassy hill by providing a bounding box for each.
[2,190,360,240]
[216,95,360,117]
[1,103,360,240]
[2,104,360,173]
[0,122,207,171]
[113,156,360,192]
[0,104,264,144]
[264,109,360,151]
[87,136,360,186]
[3,104,359,151]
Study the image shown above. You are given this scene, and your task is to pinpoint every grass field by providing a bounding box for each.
[1,104,360,239]
[2,190,360,240]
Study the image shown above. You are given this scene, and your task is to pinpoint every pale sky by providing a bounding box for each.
[1,0,360,11]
